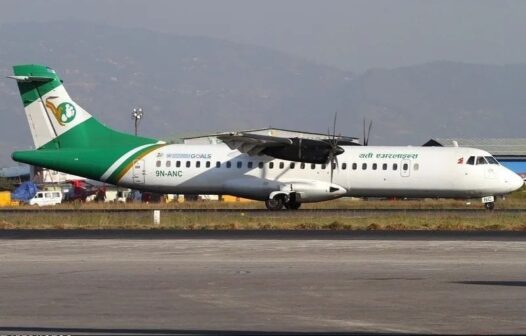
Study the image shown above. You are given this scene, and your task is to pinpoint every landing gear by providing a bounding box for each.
[484,202,495,210]
[265,197,284,211]
[482,195,495,211]
[284,201,302,210]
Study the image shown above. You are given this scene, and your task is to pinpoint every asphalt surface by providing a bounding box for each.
[0,233,525,335]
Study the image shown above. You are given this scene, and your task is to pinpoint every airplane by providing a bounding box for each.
[8,64,524,210]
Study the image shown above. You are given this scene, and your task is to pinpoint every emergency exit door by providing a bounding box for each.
[400,159,411,177]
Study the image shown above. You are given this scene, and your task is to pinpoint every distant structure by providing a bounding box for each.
[181,127,361,146]
[424,138,526,179]
[131,107,144,136]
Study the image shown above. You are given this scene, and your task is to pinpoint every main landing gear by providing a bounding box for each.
[265,194,302,211]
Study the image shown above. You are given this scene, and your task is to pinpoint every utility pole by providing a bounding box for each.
[131,107,144,136]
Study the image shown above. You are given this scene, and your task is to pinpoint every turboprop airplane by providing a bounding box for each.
[8,64,524,210]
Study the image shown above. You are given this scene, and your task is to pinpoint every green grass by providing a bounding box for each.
[2,212,526,231]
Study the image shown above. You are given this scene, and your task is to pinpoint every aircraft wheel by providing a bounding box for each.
[284,201,302,210]
[265,198,284,211]
[484,202,495,210]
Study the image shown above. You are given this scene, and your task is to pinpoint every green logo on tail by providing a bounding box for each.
[45,98,76,126]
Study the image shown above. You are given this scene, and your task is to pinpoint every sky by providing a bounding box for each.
[1,0,526,72]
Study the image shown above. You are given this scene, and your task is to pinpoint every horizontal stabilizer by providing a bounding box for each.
[7,75,55,82]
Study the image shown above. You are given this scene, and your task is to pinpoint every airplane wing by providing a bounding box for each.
[217,133,291,156]
[217,132,347,164]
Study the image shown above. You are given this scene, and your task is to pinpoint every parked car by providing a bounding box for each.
[29,191,63,206]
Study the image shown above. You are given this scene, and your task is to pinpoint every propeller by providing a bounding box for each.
[363,118,373,146]
[326,112,344,183]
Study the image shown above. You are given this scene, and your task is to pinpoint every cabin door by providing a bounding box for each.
[132,159,146,184]
[400,159,411,177]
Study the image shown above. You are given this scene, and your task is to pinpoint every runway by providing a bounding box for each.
[1,232,525,335]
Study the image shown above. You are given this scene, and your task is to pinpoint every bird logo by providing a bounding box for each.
[45,98,76,126]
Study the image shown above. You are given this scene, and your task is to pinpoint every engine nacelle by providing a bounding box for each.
[270,180,346,203]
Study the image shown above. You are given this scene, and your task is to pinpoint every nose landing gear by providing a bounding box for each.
[482,195,495,210]
[484,202,495,210]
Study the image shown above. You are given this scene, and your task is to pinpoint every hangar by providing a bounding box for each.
[424,138,526,179]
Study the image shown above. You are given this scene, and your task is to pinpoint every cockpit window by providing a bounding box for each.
[466,156,475,165]
[476,156,488,165]
[485,156,499,165]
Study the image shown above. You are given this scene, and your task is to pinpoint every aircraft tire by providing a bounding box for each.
[284,201,302,210]
[265,198,284,211]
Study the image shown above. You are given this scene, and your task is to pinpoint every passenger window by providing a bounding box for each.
[382,163,387,170]
[258,162,264,169]
[186,161,191,168]
[290,162,295,169]
[196,161,201,168]
[38,193,43,198]
[166,161,171,168]
[352,163,357,170]
[176,161,181,168]
[403,163,408,171]
[300,163,305,169]
[311,163,316,170]
[466,156,475,165]
[332,162,336,170]
[414,163,419,171]
[206,161,211,168]
[216,161,221,168]
[362,163,367,170]
[226,162,232,168]
[476,156,487,165]
[342,163,347,170]
[45,192,51,198]
[279,162,284,169]
[321,164,326,170]
[372,163,377,170]
[248,162,253,169]
[393,163,398,170]
[269,162,274,169]
[485,156,499,165]
[156,160,161,168]
[237,161,242,168]
[53,192,60,197]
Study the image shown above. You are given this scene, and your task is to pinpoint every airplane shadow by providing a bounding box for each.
[453,280,526,287]
[0,326,423,336]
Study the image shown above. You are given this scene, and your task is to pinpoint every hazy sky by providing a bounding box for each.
[1,0,526,71]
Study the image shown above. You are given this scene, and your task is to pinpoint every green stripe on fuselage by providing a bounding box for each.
[106,144,165,185]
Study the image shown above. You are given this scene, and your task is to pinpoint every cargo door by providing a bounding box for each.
[132,159,145,184]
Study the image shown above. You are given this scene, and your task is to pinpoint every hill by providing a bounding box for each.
[1,22,525,165]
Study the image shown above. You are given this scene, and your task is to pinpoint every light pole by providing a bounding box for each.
[131,107,144,136]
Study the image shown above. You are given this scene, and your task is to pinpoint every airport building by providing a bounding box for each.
[424,138,526,179]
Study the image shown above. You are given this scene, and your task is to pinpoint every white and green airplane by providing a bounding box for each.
[9,64,524,210]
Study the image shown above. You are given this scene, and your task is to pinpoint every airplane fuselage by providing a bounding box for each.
[112,144,522,201]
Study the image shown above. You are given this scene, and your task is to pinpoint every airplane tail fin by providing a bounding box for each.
[9,64,163,182]
[9,64,158,150]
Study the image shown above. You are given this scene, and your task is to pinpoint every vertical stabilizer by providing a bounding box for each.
[9,64,92,149]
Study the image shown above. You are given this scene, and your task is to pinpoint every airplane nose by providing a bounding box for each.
[505,171,524,192]
[512,173,524,191]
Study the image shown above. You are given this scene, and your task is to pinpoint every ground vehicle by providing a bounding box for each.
[29,191,63,206]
